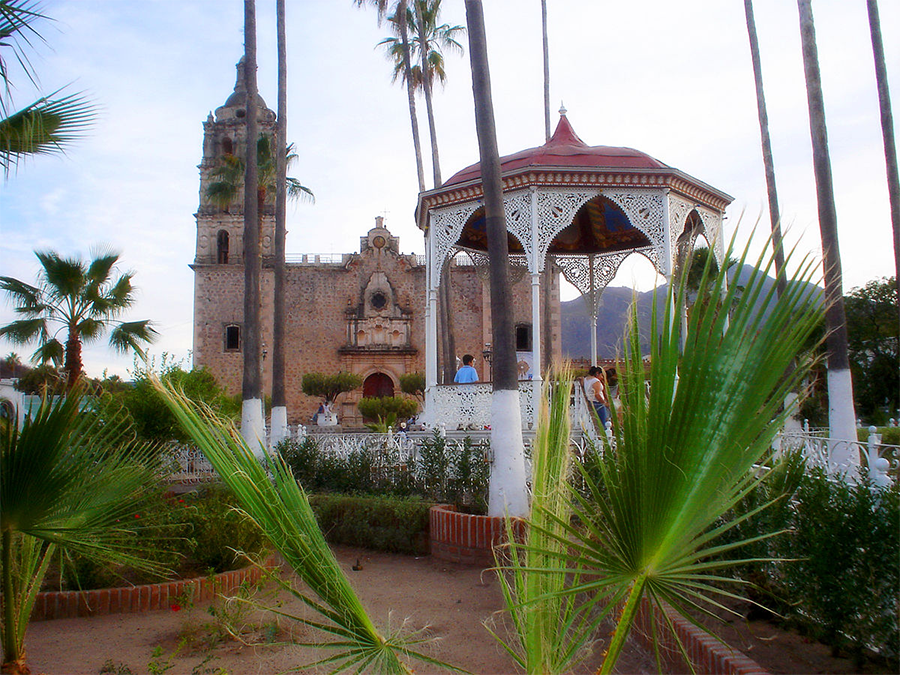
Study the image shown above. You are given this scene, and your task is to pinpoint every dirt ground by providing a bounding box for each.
[26,546,654,675]
[25,546,891,675]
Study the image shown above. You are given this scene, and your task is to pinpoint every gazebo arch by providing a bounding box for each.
[416,110,733,427]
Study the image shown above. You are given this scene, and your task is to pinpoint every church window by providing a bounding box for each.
[224,324,241,351]
[515,323,533,351]
[217,230,229,264]
[222,137,233,155]
[370,291,387,310]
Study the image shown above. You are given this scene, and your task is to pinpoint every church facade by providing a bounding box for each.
[191,65,561,427]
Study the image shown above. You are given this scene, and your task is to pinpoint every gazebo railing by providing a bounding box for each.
[429,382,536,429]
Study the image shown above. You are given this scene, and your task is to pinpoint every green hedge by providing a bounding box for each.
[309,494,432,555]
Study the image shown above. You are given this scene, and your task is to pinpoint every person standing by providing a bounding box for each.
[584,366,610,427]
[454,354,479,383]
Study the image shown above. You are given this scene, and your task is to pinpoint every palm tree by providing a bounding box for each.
[541,0,550,142]
[464,0,529,517]
[376,0,464,383]
[355,0,426,194]
[0,250,156,389]
[206,131,313,449]
[744,0,786,297]
[1,389,165,674]
[865,0,900,329]
[240,0,263,451]
[271,0,289,448]
[0,0,96,175]
[499,238,825,673]
[796,0,858,466]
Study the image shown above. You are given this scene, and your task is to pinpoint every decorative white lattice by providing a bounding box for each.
[429,382,537,429]
[602,188,667,264]
[463,249,529,286]
[554,246,658,313]
[695,207,724,263]
[535,188,603,269]
[503,189,534,266]
[430,202,482,287]
[668,194,695,248]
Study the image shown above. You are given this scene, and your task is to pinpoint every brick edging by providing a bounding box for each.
[429,504,525,567]
[31,559,276,622]
[631,597,770,675]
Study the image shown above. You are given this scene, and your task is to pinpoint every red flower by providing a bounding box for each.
[170,603,181,612]
[134,514,140,519]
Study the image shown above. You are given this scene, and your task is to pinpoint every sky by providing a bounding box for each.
[1,0,898,380]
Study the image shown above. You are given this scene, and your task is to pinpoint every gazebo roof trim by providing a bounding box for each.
[443,113,670,186]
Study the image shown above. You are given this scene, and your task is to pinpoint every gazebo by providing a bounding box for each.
[416,110,733,428]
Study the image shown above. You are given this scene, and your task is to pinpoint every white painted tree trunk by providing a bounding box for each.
[488,390,529,517]
[269,405,289,449]
[827,367,860,476]
[241,398,266,459]
[783,391,803,434]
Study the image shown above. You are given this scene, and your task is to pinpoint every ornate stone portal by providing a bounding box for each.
[416,110,733,426]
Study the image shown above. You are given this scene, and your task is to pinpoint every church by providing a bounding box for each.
[191,64,562,427]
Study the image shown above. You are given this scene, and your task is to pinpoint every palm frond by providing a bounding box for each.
[153,380,463,674]
[515,234,823,673]
[0,90,97,174]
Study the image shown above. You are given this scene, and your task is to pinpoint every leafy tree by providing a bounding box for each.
[0,388,165,673]
[845,277,898,423]
[399,372,425,400]
[12,363,62,396]
[357,396,418,424]
[301,372,362,405]
[0,0,96,175]
[0,250,156,388]
[123,359,238,443]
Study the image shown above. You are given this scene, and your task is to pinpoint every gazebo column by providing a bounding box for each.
[589,255,598,366]
[424,233,439,425]
[529,186,543,411]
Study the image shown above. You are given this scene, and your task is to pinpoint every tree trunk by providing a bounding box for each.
[797,0,858,470]
[397,0,426,193]
[744,0,786,296]
[270,0,289,447]
[465,0,528,517]
[412,0,457,383]
[541,0,550,142]
[64,327,82,390]
[241,0,265,453]
[866,0,900,329]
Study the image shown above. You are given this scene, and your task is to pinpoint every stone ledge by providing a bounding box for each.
[31,560,276,622]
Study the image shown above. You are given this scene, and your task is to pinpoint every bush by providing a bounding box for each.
[417,431,488,513]
[357,396,418,424]
[309,494,431,555]
[719,458,899,670]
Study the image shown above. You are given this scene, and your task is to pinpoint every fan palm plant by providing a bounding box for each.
[0,250,156,389]
[0,1,96,174]
[153,380,464,674]
[0,389,166,674]
[498,235,824,673]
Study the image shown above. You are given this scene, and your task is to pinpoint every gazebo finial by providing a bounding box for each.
[559,101,567,116]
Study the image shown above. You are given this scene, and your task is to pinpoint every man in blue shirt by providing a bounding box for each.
[454,354,479,383]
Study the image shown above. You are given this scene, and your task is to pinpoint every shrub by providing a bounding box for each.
[417,431,488,513]
[301,372,362,404]
[399,372,425,400]
[309,494,431,555]
[357,396,418,424]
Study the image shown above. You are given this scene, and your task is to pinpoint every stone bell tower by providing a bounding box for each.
[194,58,278,267]
[192,60,277,381]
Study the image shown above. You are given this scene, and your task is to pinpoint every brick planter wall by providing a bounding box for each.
[429,504,525,567]
[631,597,769,675]
[31,560,276,622]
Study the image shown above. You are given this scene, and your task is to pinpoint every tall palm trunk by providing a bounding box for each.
[465,0,528,517]
[241,0,264,453]
[398,0,426,194]
[797,0,858,470]
[744,0,786,297]
[540,0,552,372]
[270,0,289,447]
[866,0,900,328]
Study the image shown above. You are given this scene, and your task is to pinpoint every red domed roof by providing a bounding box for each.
[444,113,669,186]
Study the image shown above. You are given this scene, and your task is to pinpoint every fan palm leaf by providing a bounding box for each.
[1,388,167,673]
[153,380,465,674]
[503,235,823,673]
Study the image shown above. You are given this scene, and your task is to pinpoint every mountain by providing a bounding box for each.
[560,264,822,360]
